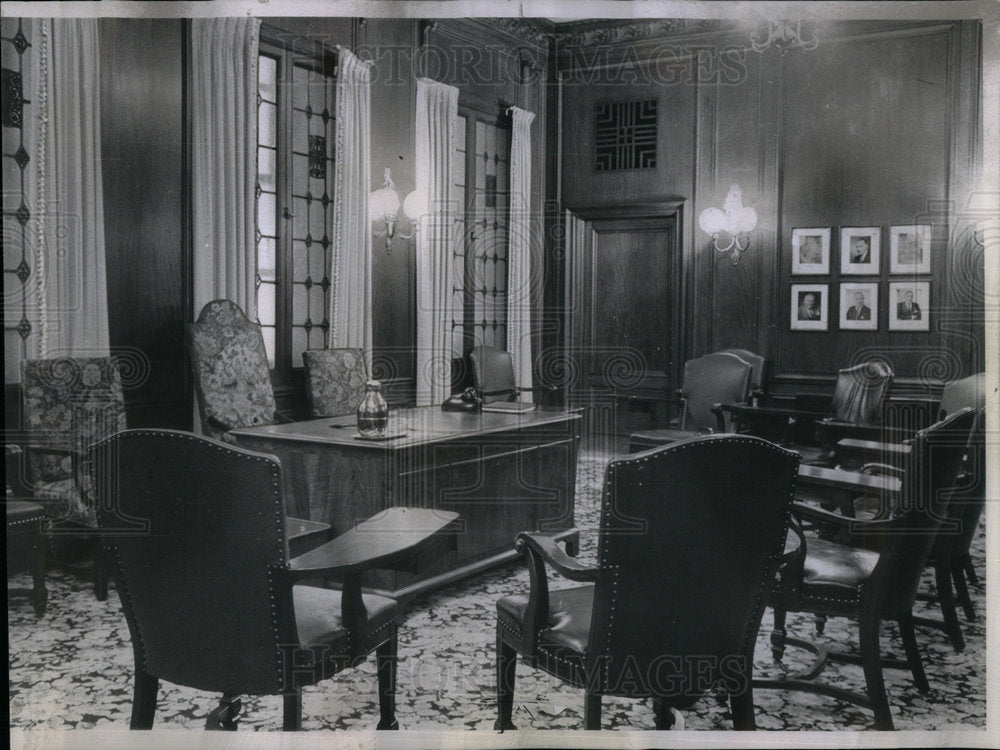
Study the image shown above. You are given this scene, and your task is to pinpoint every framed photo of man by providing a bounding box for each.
[888,282,929,331]
[889,225,931,274]
[840,227,880,275]
[791,227,831,275]
[791,284,828,330]
[839,282,878,330]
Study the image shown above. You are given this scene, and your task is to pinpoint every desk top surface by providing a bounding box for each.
[230,405,582,450]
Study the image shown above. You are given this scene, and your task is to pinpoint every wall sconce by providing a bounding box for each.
[369,168,428,254]
[750,20,819,54]
[698,184,759,264]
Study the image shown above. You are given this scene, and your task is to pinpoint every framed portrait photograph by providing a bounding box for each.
[791,227,831,275]
[839,282,878,330]
[888,281,930,331]
[889,225,931,274]
[790,284,828,330]
[840,227,880,275]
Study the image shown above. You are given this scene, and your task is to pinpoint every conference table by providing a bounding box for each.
[231,405,582,597]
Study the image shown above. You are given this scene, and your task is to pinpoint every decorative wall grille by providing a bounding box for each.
[595,99,657,171]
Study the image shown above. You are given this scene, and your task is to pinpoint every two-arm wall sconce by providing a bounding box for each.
[698,184,759,265]
[369,168,428,255]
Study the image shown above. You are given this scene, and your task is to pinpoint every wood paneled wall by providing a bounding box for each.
[555,20,984,401]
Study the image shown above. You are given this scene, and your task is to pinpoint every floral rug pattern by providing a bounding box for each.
[8,452,987,732]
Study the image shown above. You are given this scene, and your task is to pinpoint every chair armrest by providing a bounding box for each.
[791,501,898,552]
[860,462,905,478]
[206,415,236,434]
[835,438,911,464]
[274,409,296,424]
[712,401,748,433]
[797,463,901,497]
[287,507,460,579]
[816,419,884,443]
[515,530,599,583]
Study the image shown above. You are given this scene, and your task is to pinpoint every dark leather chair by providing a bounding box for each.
[722,361,894,463]
[757,407,979,730]
[717,348,767,405]
[495,435,800,730]
[6,500,48,616]
[832,373,987,651]
[469,345,557,404]
[628,352,752,451]
[90,429,459,731]
[20,356,127,600]
[188,300,330,551]
[303,348,369,417]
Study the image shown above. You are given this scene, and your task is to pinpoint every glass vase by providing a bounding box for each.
[357,380,389,438]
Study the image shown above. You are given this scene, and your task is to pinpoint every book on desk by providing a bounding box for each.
[481,401,537,414]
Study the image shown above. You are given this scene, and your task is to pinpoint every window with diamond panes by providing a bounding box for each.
[2,18,34,382]
[452,110,510,358]
[256,42,334,373]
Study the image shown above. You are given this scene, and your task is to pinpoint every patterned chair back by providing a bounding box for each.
[188,300,277,441]
[303,348,369,417]
[22,357,126,526]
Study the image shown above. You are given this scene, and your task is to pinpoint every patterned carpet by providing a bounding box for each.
[7,452,988,735]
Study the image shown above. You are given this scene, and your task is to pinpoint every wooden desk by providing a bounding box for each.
[232,406,582,596]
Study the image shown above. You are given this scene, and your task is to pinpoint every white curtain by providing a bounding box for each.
[414,78,459,406]
[507,107,536,401]
[190,18,260,318]
[328,47,372,361]
[25,19,109,358]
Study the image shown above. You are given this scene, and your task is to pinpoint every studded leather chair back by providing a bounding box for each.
[92,429,293,696]
[829,361,894,425]
[716,349,766,395]
[680,353,752,430]
[470,346,518,403]
[586,435,799,697]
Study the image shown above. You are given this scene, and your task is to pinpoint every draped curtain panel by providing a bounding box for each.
[190,18,260,318]
[414,78,459,406]
[507,107,536,401]
[328,47,373,363]
[24,19,109,358]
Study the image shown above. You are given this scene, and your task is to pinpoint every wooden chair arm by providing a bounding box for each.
[516,531,598,582]
[287,508,460,579]
[836,438,911,461]
[815,419,884,442]
[860,462,905,478]
[791,501,898,553]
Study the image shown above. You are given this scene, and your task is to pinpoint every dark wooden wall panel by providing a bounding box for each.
[100,19,189,428]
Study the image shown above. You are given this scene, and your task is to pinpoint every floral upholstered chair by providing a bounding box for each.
[303,348,368,417]
[188,299,281,441]
[22,357,127,529]
[21,356,127,600]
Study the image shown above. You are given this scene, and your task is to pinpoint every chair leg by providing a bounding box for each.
[583,690,602,730]
[962,557,980,588]
[952,561,976,621]
[376,633,399,730]
[858,615,893,730]
[770,607,787,662]
[93,537,108,602]
[897,612,930,694]
[206,694,241,730]
[494,631,517,731]
[30,525,48,617]
[282,691,302,731]
[729,685,756,730]
[933,559,965,652]
[652,698,675,730]
[814,613,827,636]
[129,669,159,729]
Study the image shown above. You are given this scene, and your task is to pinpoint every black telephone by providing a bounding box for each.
[441,387,482,413]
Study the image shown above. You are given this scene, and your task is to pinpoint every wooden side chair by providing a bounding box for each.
[757,407,979,730]
[91,429,458,731]
[303,348,368,417]
[21,356,127,600]
[494,434,800,730]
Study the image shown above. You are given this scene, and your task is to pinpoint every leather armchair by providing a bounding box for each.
[303,348,369,417]
[721,361,894,464]
[628,351,752,451]
[90,429,459,731]
[469,345,558,404]
[495,434,799,730]
[717,348,767,405]
[756,407,979,730]
[187,300,330,552]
